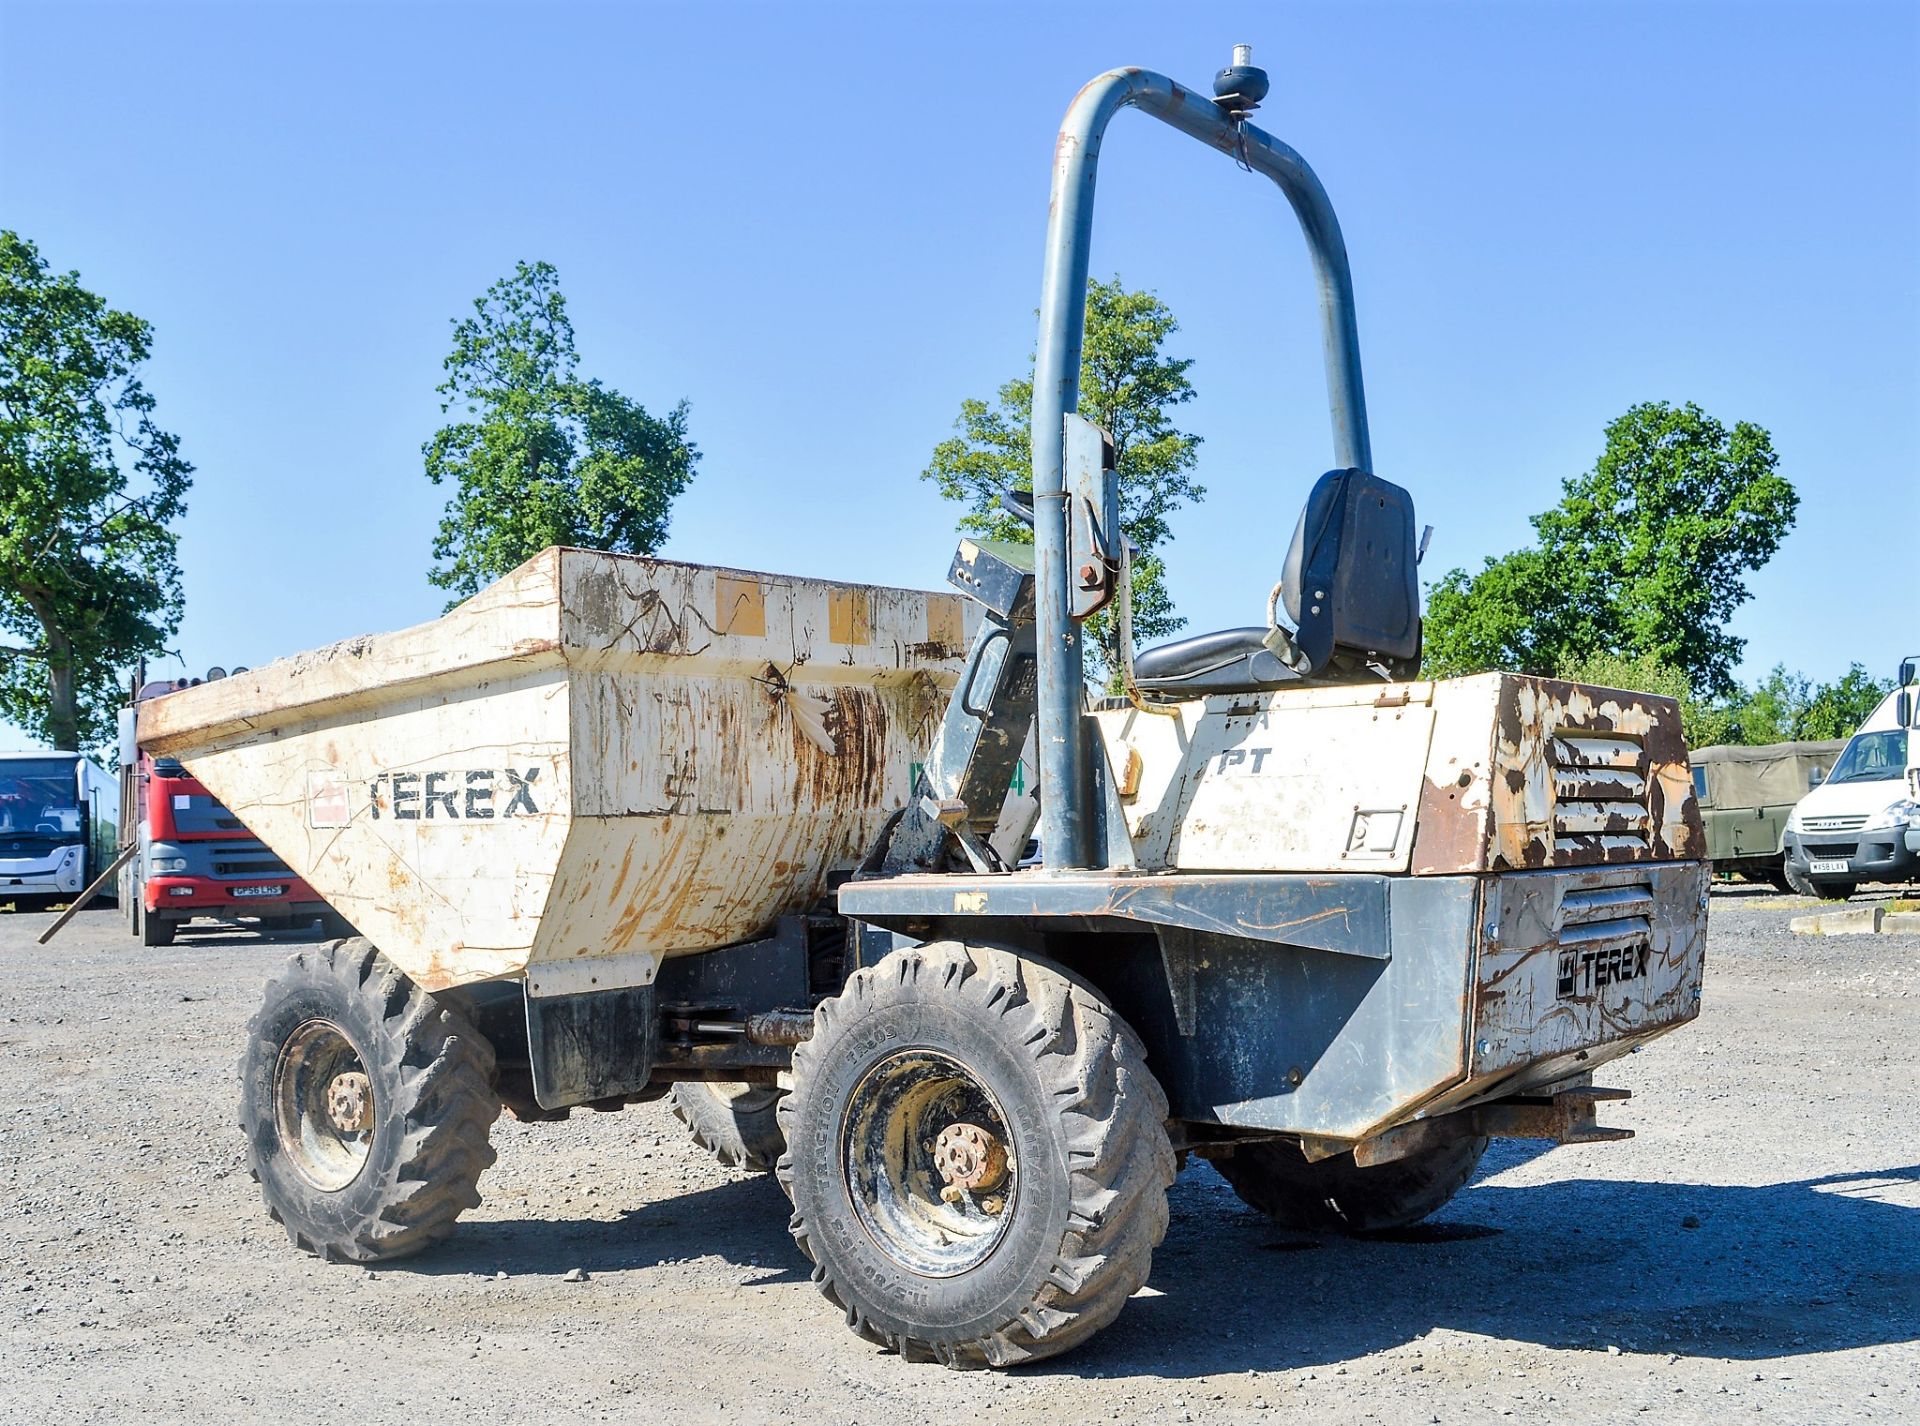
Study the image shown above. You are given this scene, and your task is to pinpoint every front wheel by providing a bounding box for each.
[141,912,176,947]
[1784,862,1855,900]
[1209,1135,1487,1235]
[238,937,501,1262]
[779,941,1174,1369]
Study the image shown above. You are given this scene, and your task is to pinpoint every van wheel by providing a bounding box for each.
[779,941,1174,1369]
[238,938,500,1262]
[1785,863,1854,900]
[670,1081,785,1173]
[1209,1135,1487,1235]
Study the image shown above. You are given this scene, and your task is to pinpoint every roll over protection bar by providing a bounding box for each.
[1029,63,1375,870]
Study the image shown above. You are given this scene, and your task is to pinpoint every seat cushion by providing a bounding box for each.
[1132,627,1300,697]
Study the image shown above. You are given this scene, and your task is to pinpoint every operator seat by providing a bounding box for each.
[1132,468,1422,697]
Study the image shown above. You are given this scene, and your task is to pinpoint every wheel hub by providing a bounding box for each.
[840,1049,1020,1277]
[325,1071,373,1133]
[272,1019,376,1191]
[933,1121,1008,1196]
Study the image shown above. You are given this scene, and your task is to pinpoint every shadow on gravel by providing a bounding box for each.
[1064,1162,1920,1379]
[377,1149,1919,1378]
[388,1174,807,1282]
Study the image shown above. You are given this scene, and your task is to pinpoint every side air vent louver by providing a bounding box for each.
[1549,731,1652,860]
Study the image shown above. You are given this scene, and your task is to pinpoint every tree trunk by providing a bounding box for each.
[46,631,78,750]
[22,589,79,751]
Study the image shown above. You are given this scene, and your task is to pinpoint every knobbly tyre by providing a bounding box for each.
[139,49,1710,1371]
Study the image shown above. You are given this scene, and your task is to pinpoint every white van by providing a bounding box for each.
[1781,688,1916,898]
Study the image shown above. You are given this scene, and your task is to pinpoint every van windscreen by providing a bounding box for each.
[1824,729,1907,785]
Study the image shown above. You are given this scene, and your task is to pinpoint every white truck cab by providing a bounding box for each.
[1899,655,1920,851]
[1782,685,1917,898]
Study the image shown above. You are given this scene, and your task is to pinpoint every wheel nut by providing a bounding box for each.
[325,1071,373,1133]
[932,1121,1009,1194]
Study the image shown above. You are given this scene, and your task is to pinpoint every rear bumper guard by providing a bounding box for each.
[1333,1085,1633,1168]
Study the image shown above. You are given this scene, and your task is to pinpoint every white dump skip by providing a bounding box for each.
[137,548,975,992]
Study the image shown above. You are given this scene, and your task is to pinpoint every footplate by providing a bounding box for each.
[1349,1086,1633,1168]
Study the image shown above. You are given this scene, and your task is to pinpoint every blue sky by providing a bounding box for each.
[2,0,1915,750]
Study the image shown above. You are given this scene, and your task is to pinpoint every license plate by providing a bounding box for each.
[232,884,284,898]
[1808,858,1851,875]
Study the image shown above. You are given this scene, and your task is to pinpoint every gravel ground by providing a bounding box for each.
[2,886,1915,1425]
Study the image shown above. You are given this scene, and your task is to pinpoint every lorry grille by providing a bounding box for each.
[1800,814,1867,835]
[213,851,291,878]
[1800,842,1857,860]
[1550,731,1652,858]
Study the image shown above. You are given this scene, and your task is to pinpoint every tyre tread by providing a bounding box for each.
[239,937,500,1264]
[777,941,1173,1369]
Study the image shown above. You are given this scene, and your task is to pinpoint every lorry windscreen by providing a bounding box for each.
[1824,729,1907,785]
[0,758,81,842]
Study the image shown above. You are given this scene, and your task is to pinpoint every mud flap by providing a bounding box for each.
[525,984,658,1110]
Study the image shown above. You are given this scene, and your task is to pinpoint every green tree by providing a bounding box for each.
[1725,662,1890,743]
[0,232,191,751]
[923,277,1204,677]
[425,260,698,600]
[1799,665,1892,740]
[1423,401,1797,696]
[1726,664,1810,744]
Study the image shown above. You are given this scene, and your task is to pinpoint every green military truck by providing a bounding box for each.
[1690,740,1845,888]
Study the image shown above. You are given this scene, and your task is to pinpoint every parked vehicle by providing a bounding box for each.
[137,49,1711,1369]
[1781,689,1917,898]
[0,750,117,911]
[1896,654,1919,855]
[118,675,341,946]
[1690,740,1845,888]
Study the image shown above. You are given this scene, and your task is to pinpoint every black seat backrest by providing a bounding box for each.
[1281,469,1420,674]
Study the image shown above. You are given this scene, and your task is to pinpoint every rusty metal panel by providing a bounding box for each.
[136,549,974,994]
[1408,674,1501,874]
[1488,677,1703,870]
[1471,860,1707,1076]
[1409,674,1705,875]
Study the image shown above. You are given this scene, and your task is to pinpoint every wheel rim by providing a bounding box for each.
[273,1018,376,1191]
[840,1049,1018,1278]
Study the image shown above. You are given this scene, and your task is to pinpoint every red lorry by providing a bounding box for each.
[119,676,345,946]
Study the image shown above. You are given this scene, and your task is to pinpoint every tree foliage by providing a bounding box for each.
[1422,401,1797,697]
[922,277,1204,677]
[1555,653,1890,752]
[0,232,191,751]
[425,260,698,600]
[1722,663,1891,744]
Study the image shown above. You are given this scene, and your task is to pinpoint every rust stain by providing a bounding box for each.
[1486,677,1703,872]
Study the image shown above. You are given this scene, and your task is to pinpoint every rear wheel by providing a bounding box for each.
[1210,1135,1487,1235]
[670,1081,785,1172]
[779,941,1174,1368]
[238,937,500,1262]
